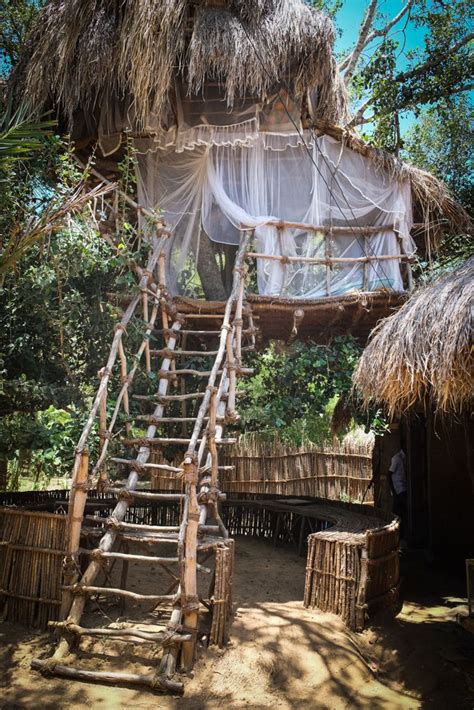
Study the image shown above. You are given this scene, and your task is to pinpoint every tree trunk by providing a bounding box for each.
[0,454,8,491]
[197,234,227,300]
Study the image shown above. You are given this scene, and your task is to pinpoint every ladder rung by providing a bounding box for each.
[134,416,203,424]
[152,327,220,336]
[110,457,183,473]
[62,584,176,603]
[150,349,219,357]
[158,369,215,378]
[79,549,179,564]
[105,487,185,501]
[83,517,180,534]
[80,527,179,545]
[122,437,237,447]
[31,660,184,693]
[133,392,205,402]
[156,367,254,378]
[178,313,226,319]
[48,621,191,644]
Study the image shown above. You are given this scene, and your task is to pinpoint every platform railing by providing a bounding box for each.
[241,221,414,295]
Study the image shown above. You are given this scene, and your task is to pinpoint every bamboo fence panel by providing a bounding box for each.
[0,508,66,628]
[209,540,235,647]
[150,437,374,504]
[1,492,398,633]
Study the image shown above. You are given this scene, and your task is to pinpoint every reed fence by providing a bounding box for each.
[0,508,66,627]
[150,436,374,504]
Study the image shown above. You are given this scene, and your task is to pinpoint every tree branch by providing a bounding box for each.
[342,0,378,83]
[365,0,414,44]
[339,0,413,74]
[395,31,474,82]
[346,97,374,128]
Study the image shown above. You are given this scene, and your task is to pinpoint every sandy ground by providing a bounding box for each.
[1,537,473,709]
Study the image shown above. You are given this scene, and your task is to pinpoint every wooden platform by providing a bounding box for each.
[174,291,407,344]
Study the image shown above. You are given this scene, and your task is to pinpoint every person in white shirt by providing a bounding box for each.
[389,449,407,536]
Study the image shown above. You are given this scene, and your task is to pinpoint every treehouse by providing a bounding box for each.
[6,0,470,694]
[13,0,468,342]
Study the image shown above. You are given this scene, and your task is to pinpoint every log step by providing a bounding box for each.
[31,660,184,694]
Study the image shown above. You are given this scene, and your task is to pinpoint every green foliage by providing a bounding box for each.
[237,338,363,445]
[0,108,55,170]
[404,96,473,209]
[0,0,43,73]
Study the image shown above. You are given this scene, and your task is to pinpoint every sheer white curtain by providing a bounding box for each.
[135,131,413,297]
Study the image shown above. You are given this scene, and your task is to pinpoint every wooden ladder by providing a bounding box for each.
[32,230,255,693]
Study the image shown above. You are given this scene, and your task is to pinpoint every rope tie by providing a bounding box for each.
[106,516,121,530]
[118,489,135,502]
[99,429,113,440]
[182,595,200,613]
[130,461,147,475]
[220,323,232,332]
[114,324,127,333]
[280,255,291,265]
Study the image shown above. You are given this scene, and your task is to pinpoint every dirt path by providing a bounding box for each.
[1,538,472,709]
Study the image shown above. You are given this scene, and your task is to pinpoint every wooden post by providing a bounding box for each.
[325,229,332,296]
[118,340,130,434]
[142,290,151,373]
[226,328,237,417]
[363,234,369,290]
[61,449,89,619]
[208,389,219,488]
[181,455,200,670]
[98,371,107,452]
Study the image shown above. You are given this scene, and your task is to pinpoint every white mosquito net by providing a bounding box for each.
[132,89,414,299]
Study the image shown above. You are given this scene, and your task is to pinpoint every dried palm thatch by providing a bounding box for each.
[13,0,344,128]
[353,257,474,415]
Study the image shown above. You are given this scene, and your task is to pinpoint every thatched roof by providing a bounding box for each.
[12,0,346,127]
[10,2,469,241]
[353,257,474,415]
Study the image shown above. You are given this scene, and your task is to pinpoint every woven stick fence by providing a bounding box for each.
[151,436,374,504]
[304,518,400,631]
[0,508,66,627]
[1,491,398,631]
